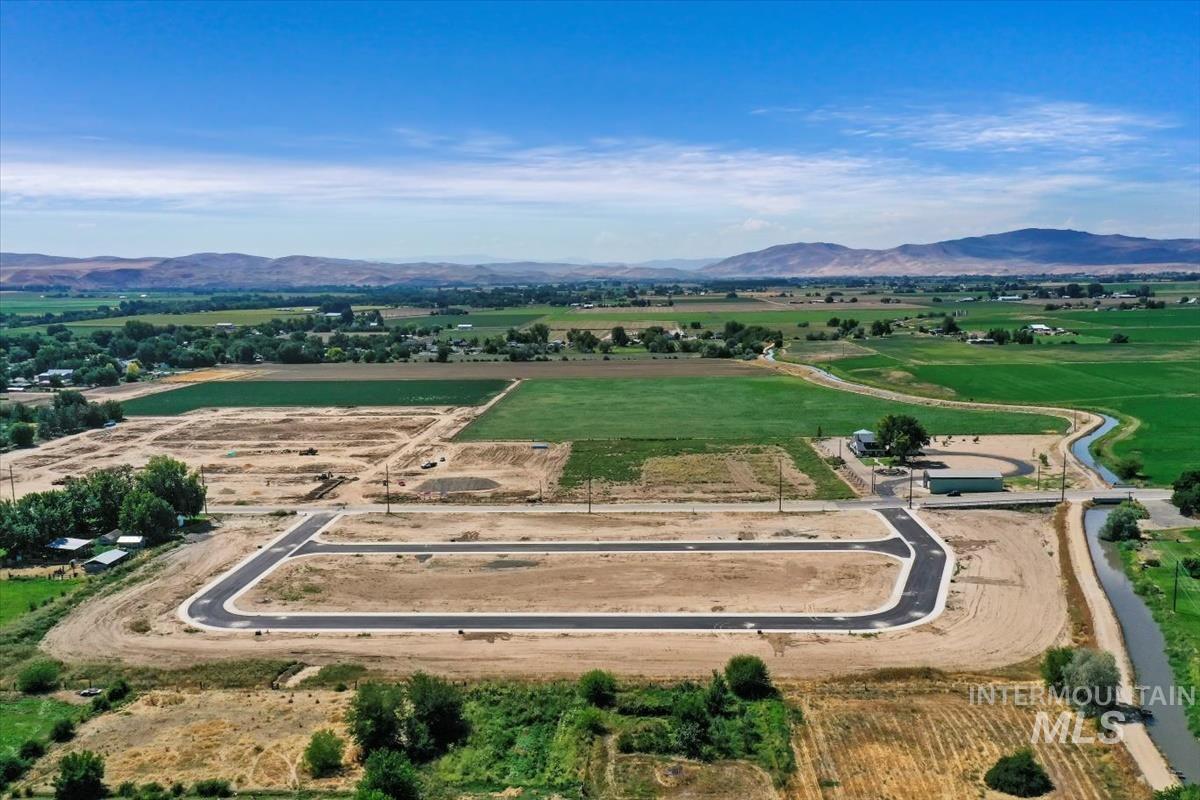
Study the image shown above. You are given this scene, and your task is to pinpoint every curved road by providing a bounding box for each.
[182,507,949,633]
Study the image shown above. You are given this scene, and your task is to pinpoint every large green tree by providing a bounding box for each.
[347,683,406,757]
[136,455,205,517]
[118,489,177,543]
[875,414,931,463]
[404,673,469,762]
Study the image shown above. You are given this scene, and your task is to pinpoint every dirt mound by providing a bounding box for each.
[416,476,501,493]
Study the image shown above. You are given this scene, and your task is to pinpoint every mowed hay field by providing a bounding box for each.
[122,379,509,415]
[458,375,1064,441]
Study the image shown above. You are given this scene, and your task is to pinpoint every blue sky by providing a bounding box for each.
[2,0,1198,261]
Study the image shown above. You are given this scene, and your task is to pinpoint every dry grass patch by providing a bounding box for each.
[26,689,359,793]
[787,681,1151,800]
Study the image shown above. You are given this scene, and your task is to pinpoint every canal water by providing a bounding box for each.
[1071,414,1122,486]
[1084,507,1199,783]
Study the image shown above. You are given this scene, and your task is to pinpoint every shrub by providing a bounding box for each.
[357,750,421,800]
[1114,455,1143,481]
[616,719,673,754]
[724,655,775,700]
[50,718,76,743]
[670,690,712,759]
[117,780,138,796]
[574,706,608,736]
[17,659,61,693]
[54,751,107,800]
[11,423,36,448]
[106,678,132,702]
[193,778,234,797]
[0,754,29,786]
[1040,647,1075,689]
[169,782,185,797]
[578,669,618,707]
[983,748,1054,796]
[18,740,45,760]
[303,729,345,778]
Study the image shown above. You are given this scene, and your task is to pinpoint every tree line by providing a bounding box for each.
[0,456,205,561]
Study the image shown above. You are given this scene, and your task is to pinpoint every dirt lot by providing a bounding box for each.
[601,445,816,502]
[1,401,570,505]
[787,679,1151,800]
[242,551,898,614]
[43,508,1068,681]
[320,510,892,542]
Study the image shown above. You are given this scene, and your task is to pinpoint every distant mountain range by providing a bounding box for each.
[2,229,1196,289]
[705,229,1200,277]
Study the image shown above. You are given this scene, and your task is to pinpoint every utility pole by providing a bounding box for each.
[1036,462,1041,492]
[1060,457,1067,503]
[777,460,783,513]
[870,467,876,495]
[1173,561,1180,612]
[908,467,914,509]
[200,466,208,516]
[587,460,593,514]
[384,462,391,515]
[8,465,14,502]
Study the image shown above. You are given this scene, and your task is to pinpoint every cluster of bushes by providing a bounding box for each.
[585,656,793,782]
[342,672,471,799]
[1,391,123,449]
[0,456,205,560]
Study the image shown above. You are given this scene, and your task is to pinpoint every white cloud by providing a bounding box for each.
[809,100,1175,153]
[1,123,1196,256]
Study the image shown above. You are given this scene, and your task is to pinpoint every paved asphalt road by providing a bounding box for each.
[183,507,945,633]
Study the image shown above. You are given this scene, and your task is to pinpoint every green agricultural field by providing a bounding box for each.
[52,306,315,331]
[0,578,83,628]
[387,311,549,330]
[123,379,509,415]
[0,696,81,758]
[0,291,211,316]
[458,375,1063,442]
[813,326,1200,484]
